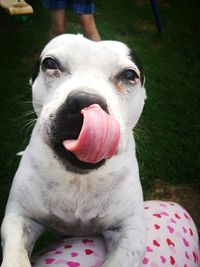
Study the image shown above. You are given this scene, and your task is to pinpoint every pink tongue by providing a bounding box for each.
[62,104,120,163]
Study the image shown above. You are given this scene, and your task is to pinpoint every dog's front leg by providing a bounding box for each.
[1,213,44,267]
[102,215,146,267]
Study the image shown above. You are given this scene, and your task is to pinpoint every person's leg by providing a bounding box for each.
[79,14,100,41]
[42,0,67,38]
[49,9,66,38]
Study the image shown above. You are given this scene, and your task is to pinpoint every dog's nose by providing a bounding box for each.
[66,90,108,114]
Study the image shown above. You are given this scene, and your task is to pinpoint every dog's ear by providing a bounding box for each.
[30,58,41,85]
[129,51,144,86]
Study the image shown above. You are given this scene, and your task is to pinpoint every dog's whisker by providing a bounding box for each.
[20,100,41,104]
[21,82,32,87]
[14,112,37,123]
[134,124,147,153]
[19,100,43,107]
[23,110,37,117]
[134,127,146,133]
[22,131,33,146]
[21,119,38,146]
[16,108,41,121]
[19,101,33,105]
[134,134,144,148]
[135,123,147,133]
[17,118,37,137]
[133,130,144,155]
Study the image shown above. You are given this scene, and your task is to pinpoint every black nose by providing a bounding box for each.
[49,89,108,173]
[66,90,108,114]
[50,89,108,143]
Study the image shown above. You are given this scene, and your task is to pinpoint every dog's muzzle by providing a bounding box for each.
[48,90,120,173]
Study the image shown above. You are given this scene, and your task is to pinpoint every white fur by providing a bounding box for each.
[1,34,146,267]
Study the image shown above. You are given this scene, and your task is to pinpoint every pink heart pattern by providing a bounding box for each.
[85,249,94,255]
[143,257,149,264]
[71,252,78,257]
[142,201,199,266]
[160,255,166,263]
[153,240,160,247]
[31,201,199,267]
[44,258,55,264]
[82,239,94,245]
[146,246,153,252]
[54,250,63,255]
[183,238,189,247]
[167,226,175,233]
[64,244,73,249]
[154,224,160,230]
[166,238,175,247]
[67,261,80,267]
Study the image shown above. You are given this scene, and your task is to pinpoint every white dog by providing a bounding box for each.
[1,34,146,267]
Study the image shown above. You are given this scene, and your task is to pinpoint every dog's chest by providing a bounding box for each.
[31,161,129,236]
[41,212,104,236]
[40,183,109,236]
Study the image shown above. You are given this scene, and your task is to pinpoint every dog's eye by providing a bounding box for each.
[41,57,59,70]
[120,69,139,82]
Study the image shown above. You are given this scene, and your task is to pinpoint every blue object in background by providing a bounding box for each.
[150,0,163,34]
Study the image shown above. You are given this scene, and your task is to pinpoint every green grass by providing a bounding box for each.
[0,0,200,256]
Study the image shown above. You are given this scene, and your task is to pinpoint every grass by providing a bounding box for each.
[0,0,200,256]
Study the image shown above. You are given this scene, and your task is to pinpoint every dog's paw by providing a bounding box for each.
[101,250,142,267]
[101,255,128,267]
[102,260,140,267]
[1,255,32,267]
[1,262,31,267]
[102,260,129,267]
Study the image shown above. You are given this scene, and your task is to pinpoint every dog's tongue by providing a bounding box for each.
[62,104,120,163]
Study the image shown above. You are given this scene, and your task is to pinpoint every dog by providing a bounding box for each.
[1,34,146,267]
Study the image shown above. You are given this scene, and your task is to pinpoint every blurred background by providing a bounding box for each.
[0,0,199,257]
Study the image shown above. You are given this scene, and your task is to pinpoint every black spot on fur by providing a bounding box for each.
[129,51,144,86]
[31,58,41,83]
[106,225,122,232]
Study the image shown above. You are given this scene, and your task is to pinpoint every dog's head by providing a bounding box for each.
[31,34,146,173]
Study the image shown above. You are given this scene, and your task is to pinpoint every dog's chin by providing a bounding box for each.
[51,142,106,174]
